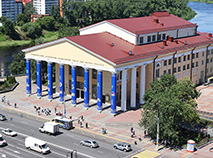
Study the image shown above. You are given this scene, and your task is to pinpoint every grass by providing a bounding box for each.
[0,40,31,49]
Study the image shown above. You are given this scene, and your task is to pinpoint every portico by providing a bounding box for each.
[23,37,148,114]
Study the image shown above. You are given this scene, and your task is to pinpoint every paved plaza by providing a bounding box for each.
[0,76,212,158]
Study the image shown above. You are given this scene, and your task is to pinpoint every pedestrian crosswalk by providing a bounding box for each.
[131,150,160,158]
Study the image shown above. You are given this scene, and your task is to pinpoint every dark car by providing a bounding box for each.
[0,114,6,121]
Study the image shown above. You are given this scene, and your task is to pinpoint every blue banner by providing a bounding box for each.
[71,66,76,105]
[60,64,64,102]
[26,59,31,95]
[37,61,42,98]
[84,68,89,108]
[97,71,102,111]
[111,73,116,114]
[48,62,53,100]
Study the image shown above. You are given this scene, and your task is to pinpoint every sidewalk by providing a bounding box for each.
[0,76,212,158]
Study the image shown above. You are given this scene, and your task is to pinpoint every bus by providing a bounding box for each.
[51,117,73,129]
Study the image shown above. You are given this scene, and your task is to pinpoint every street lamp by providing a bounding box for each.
[63,101,66,118]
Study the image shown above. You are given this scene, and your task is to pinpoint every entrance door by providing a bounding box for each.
[76,81,84,99]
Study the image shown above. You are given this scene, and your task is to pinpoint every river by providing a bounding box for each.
[0,1,212,77]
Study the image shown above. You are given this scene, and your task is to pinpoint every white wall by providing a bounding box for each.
[80,22,136,45]
[178,27,196,38]
[0,1,2,18]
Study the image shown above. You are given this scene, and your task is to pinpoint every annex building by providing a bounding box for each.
[23,11,213,114]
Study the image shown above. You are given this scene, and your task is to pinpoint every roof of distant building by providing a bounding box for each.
[80,11,197,35]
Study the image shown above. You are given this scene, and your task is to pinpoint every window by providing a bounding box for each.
[168,59,171,65]
[187,64,190,69]
[192,54,195,59]
[178,57,181,63]
[192,63,194,68]
[92,69,97,79]
[137,71,139,77]
[208,50,210,56]
[174,58,177,64]
[156,69,160,78]
[173,68,176,73]
[77,67,84,77]
[162,33,166,40]
[163,70,166,74]
[202,52,204,57]
[202,60,204,65]
[183,56,186,61]
[147,36,151,43]
[178,66,181,72]
[139,37,144,44]
[183,65,186,70]
[207,59,209,63]
[188,55,190,60]
[152,35,156,41]
[77,81,84,89]
[157,34,161,41]
[164,60,167,66]
[196,53,199,58]
[211,58,213,63]
[168,69,171,74]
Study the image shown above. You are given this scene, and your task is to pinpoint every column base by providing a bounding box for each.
[97,107,102,112]
[27,93,31,97]
[72,103,76,107]
[37,95,41,99]
[111,110,116,114]
[84,104,89,109]
[48,98,53,102]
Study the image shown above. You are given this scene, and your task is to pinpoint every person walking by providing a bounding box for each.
[14,103,17,108]
[80,122,83,128]
[85,122,88,128]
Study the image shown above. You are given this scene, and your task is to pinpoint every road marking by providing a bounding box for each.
[183,152,192,157]
[73,143,78,146]
[0,148,22,158]
[21,121,28,124]
[1,154,6,158]
[50,150,66,157]
[104,138,107,142]
[14,151,20,154]
[81,131,84,135]
[93,134,96,138]
[97,150,103,154]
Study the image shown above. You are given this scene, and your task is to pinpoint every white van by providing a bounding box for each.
[25,137,50,154]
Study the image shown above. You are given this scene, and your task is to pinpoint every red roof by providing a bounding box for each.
[80,11,197,35]
[106,12,197,35]
[66,32,213,65]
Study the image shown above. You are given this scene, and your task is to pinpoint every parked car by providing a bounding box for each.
[0,114,6,121]
[80,140,99,148]
[0,134,7,147]
[2,128,17,137]
[113,142,131,152]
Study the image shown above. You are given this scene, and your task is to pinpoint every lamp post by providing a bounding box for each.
[63,101,66,118]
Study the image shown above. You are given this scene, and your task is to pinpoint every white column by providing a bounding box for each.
[131,67,137,108]
[121,70,127,111]
[140,65,146,104]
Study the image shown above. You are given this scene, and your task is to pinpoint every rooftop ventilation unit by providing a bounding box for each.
[111,43,114,47]
[184,41,187,45]
[129,51,133,56]
[153,19,159,23]
[209,33,212,38]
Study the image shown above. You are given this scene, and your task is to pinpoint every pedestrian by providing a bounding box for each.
[133,130,135,136]
[14,103,17,108]
[7,100,10,106]
[38,110,40,115]
[55,107,57,113]
[131,132,133,138]
[80,122,83,128]
[104,128,107,134]
[69,116,72,120]
[131,127,133,133]
[81,115,84,121]
[144,130,146,137]
[85,122,88,128]
[102,128,105,134]
[78,119,80,124]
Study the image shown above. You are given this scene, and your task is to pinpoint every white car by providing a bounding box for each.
[2,128,17,137]
[0,134,7,146]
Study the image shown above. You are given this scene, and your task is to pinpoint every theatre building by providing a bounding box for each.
[23,11,213,114]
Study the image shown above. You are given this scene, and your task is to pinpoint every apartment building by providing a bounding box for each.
[33,0,59,15]
[23,11,213,114]
[0,0,22,21]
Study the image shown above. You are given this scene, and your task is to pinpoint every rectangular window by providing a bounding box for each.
[183,56,186,61]
[168,69,171,74]
[202,52,204,57]
[196,53,199,58]
[187,64,190,69]
[157,34,161,41]
[147,36,151,43]
[207,59,209,63]
[152,35,156,41]
[92,69,97,79]
[77,67,84,77]
[178,66,181,72]
[192,54,195,59]
[188,55,190,60]
[139,37,144,44]
[168,59,171,65]
[163,70,166,75]
[202,60,204,65]
[174,58,177,64]
[137,71,139,77]
[162,33,166,40]
[164,60,167,66]
[173,68,176,73]
[183,65,186,70]
[196,61,198,67]
[192,63,194,68]
[156,69,160,78]
[178,57,181,63]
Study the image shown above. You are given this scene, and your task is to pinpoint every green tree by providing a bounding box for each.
[3,19,20,40]
[9,51,26,75]
[58,27,79,38]
[23,2,36,21]
[139,74,200,146]
[21,22,42,39]
[17,13,29,26]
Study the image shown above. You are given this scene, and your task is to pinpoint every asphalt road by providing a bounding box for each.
[0,107,140,158]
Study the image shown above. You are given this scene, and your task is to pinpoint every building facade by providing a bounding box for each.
[33,0,59,15]
[0,0,22,21]
[23,11,213,114]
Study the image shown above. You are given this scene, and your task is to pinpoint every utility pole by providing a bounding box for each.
[157,116,159,151]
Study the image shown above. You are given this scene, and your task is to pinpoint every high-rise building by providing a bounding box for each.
[0,0,22,21]
[33,0,59,15]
